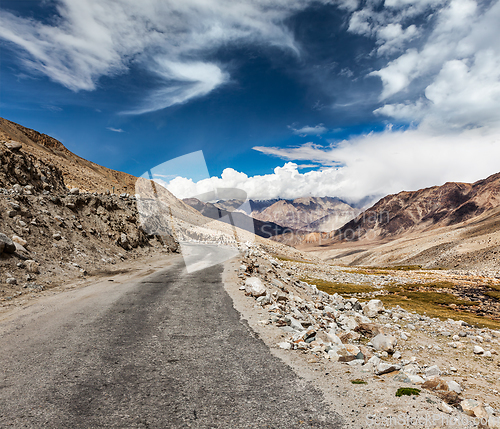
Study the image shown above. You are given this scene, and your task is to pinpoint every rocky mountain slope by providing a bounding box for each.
[334,173,500,242]
[300,173,500,270]
[0,117,138,195]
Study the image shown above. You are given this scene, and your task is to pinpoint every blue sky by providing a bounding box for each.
[1,0,500,202]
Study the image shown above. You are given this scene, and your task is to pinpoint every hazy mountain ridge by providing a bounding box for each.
[182,198,292,238]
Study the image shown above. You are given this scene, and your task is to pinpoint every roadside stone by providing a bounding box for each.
[473,345,485,354]
[438,401,454,414]
[12,235,27,248]
[447,380,462,394]
[375,362,400,375]
[245,277,266,297]
[6,277,17,285]
[371,334,397,353]
[363,299,385,318]
[425,365,441,378]
[460,399,485,418]
[69,187,80,195]
[278,342,291,350]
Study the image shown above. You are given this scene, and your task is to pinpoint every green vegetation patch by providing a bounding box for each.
[485,290,500,301]
[396,388,420,397]
[273,255,313,264]
[351,379,368,385]
[300,277,376,295]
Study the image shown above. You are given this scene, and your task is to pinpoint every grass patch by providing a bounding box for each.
[372,294,500,330]
[301,277,376,295]
[396,388,420,397]
[273,255,313,264]
[485,290,500,301]
[351,379,368,385]
[346,265,423,275]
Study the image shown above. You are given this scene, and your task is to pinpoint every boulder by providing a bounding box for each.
[473,345,485,354]
[460,399,488,419]
[4,141,22,151]
[355,323,385,338]
[371,334,397,353]
[0,233,16,254]
[438,401,454,415]
[245,277,266,297]
[447,380,462,394]
[363,299,385,318]
[69,188,80,195]
[6,277,17,285]
[375,362,400,375]
[12,235,27,248]
[425,365,441,378]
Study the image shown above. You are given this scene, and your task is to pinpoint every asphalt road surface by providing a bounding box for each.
[0,245,344,428]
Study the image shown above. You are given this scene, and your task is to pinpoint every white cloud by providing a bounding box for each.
[354,0,500,130]
[0,0,334,114]
[106,127,124,132]
[289,124,328,136]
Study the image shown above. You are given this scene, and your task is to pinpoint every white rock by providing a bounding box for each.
[287,316,304,331]
[244,277,266,297]
[325,330,343,346]
[407,374,425,384]
[328,349,340,362]
[393,351,402,359]
[371,334,397,353]
[400,332,408,340]
[363,299,385,318]
[425,365,441,378]
[483,351,492,358]
[12,235,27,247]
[376,362,401,375]
[447,380,462,394]
[278,342,291,350]
[473,345,485,354]
[438,401,454,414]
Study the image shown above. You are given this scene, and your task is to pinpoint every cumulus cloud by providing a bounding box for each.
[0,0,335,114]
[289,124,328,136]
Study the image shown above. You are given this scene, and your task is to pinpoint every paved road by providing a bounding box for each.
[0,246,343,428]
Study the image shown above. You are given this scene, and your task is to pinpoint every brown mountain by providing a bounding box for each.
[333,173,500,242]
[0,117,137,195]
[300,173,500,270]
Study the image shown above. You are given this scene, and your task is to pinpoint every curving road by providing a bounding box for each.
[0,246,343,428]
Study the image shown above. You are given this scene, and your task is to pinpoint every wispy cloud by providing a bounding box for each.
[0,0,333,115]
[106,127,124,133]
[289,124,328,136]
